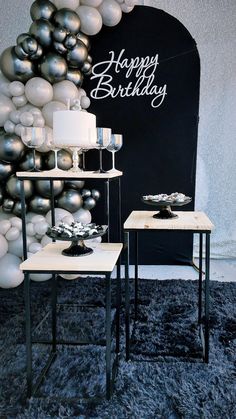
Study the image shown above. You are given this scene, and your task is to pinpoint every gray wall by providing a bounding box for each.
[0,0,235,258]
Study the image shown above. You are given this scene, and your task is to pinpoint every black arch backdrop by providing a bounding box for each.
[85,6,200,264]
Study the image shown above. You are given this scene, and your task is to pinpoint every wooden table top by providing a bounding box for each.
[16,170,123,180]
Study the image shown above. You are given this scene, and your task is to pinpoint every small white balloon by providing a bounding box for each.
[34,221,49,236]
[26,222,35,236]
[42,101,67,128]
[25,77,53,107]
[0,211,12,221]
[20,111,34,127]
[80,0,103,6]
[30,272,52,282]
[41,234,52,247]
[8,233,37,257]
[121,3,134,12]
[10,217,22,231]
[72,208,91,224]
[0,93,16,127]
[12,94,28,108]
[30,107,42,117]
[98,0,122,26]
[4,120,15,133]
[46,208,74,226]
[31,215,46,224]
[9,81,25,97]
[0,234,8,257]
[5,227,20,241]
[53,0,80,10]
[53,80,79,106]
[76,6,103,35]
[0,253,24,289]
[28,242,43,253]
[9,110,21,124]
[33,115,45,127]
[80,95,90,109]
[15,123,24,136]
[0,219,11,235]
[61,274,79,280]
[0,72,11,97]
[26,212,38,222]
[78,88,87,99]
[61,215,74,224]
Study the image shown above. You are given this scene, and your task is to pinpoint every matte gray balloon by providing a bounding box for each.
[0,161,14,180]
[19,150,43,171]
[44,149,72,170]
[66,68,83,86]
[57,189,83,212]
[0,46,36,82]
[91,189,101,201]
[2,198,14,213]
[30,19,54,48]
[35,179,64,198]
[66,41,88,68]
[65,180,85,189]
[39,52,67,83]
[81,188,91,198]
[0,184,3,205]
[0,133,25,163]
[30,0,57,21]
[53,9,81,34]
[29,195,51,214]
[77,32,90,50]
[83,196,96,210]
[22,37,38,55]
[13,200,28,217]
[53,41,67,55]
[81,61,92,75]
[6,175,33,200]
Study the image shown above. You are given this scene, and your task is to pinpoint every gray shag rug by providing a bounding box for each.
[0,277,235,419]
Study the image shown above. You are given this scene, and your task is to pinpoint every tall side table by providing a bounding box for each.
[20,242,122,400]
[124,211,214,363]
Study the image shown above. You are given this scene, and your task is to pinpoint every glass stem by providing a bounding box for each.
[99,148,103,172]
[54,149,58,169]
[112,151,115,170]
[33,149,37,171]
[82,151,86,171]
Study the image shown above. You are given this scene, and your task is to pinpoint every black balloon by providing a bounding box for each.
[83,197,96,210]
[6,175,33,200]
[66,68,83,86]
[53,8,80,34]
[65,180,85,189]
[81,188,91,199]
[91,189,101,201]
[44,149,72,170]
[0,133,25,163]
[77,32,90,50]
[35,179,64,198]
[19,150,43,171]
[66,41,88,68]
[39,52,67,83]
[0,161,14,180]
[2,198,14,213]
[57,189,83,212]
[29,195,51,214]
[30,0,56,21]
[0,46,36,82]
[13,200,28,217]
[30,19,54,48]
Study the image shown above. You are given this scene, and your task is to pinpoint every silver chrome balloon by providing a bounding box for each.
[31,44,43,61]
[66,41,88,68]
[30,19,54,48]
[83,196,96,210]
[29,195,51,214]
[57,189,83,212]
[0,161,14,180]
[14,45,29,59]
[66,68,83,86]
[76,32,91,50]
[91,189,101,201]
[39,52,68,83]
[81,188,91,199]
[65,180,85,189]
[64,34,77,50]
[53,26,68,43]
[35,179,64,198]
[22,37,38,56]
[81,60,92,75]
[17,33,30,45]
[6,175,33,200]
[13,200,28,217]
[0,184,3,205]
[53,8,81,34]
[30,0,57,21]
[53,41,67,55]
[0,47,36,82]
[2,198,14,213]
[44,149,72,170]
[19,150,43,171]
[0,132,25,162]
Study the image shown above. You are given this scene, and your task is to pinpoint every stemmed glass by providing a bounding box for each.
[21,127,46,172]
[94,127,111,173]
[107,134,123,173]
[45,129,64,172]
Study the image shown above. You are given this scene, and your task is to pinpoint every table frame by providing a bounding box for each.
[124,228,211,363]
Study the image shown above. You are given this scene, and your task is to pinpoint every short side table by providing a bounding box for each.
[124,211,214,363]
[20,242,122,400]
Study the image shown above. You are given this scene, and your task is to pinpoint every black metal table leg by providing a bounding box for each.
[105,273,112,400]
[52,274,57,353]
[204,233,210,363]
[117,177,122,280]
[116,258,121,355]
[125,231,130,361]
[134,231,138,321]
[20,180,27,261]
[198,233,203,324]
[50,180,55,228]
[24,273,32,398]
[105,180,110,242]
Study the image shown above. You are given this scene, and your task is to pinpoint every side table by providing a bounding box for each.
[20,242,122,400]
[124,211,214,363]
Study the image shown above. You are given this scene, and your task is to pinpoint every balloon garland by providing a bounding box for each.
[0,0,136,288]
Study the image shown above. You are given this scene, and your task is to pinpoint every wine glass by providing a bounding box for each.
[107,134,123,173]
[94,127,111,173]
[44,129,65,172]
[21,127,46,172]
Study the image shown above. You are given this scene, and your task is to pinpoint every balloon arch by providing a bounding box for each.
[0,0,136,288]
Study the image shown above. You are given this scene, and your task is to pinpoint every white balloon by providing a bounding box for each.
[53,0,80,10]
[28,242,43,253]
[72,208,91,224]
[20,111,34,127]
[9,81,25,97]
[30,272,52,282]
[80,0,103,6]
[42,101,67,128]
[53,80,79,106]
[121,3,134,12]
[8,233,37,258]
[98,0,122,26]
[31,215,45,224]
[0,253,24,289]
[46,208,74,226]
[10,217,22,231]
[125,0,136,5]
[0,72,11,97]
[0,93,16,127]
[33,115,45,127]
[41,234,52,247]
[26,212,39,222]
[26,222,35,236]
[78,88,87,99]
[61,274,79,280]
[30,107,42,117]
[61,215,74,224]
[34,221,49,236]
[9,110,21,124]
[5,227,20,241]
[0,219,11,235]
[80,95,90,109]
[76,6,103,35]
[0,211,12,221]
[15,123,24,136]
[12,94,28,108]
[0,234,8,257]
[4,119,15,133]
[25,77,53,107]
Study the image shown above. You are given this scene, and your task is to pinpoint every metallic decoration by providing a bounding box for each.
[81,60,92,75]
[0,47,36,82]
[29,195,51,214]
[44,149,72,170]
[83,196,96,210]
[87,54,92,63]
[29,19,54,48]
[91,189,101,201]
[0,184,3,205]
[31,44,43,61]
[14,45,29,60]
[35,179,64,198]
[22,37,38,56]
[13,200,28,217]
[0,161,14,180]
[53,41,67,55]
[39,52,68,83]
[6,175,33,200]
[76,32,91,50]
[81,188,91,198]
[19,150,44,171]
[0,132,25,162]
[57,189,83,212]
[2,198,14,213]
[66,68,83,86]
[65,180,85,189]
[64,34,77,49]
[66,41,88,68]
[53,26,68,43]
[17,33,30,45]
[53,8,81,34]
[30,0,57,21]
